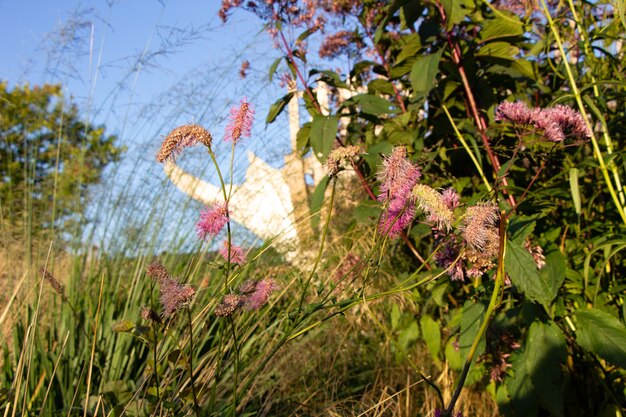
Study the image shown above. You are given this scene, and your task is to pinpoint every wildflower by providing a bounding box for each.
[377,146,421,202]
[412,184,455,231]
[224,98,254,144]
[146,260,195,318]
[494,100,534,125]
[378,198,416,238]
[433,240,465,282]
[326,145,361,177]
[219,240,246,265]
[377,147,421,238]
[462,202,499,251]
[158,276,196,318]
[214,294,243,317]
[196,202,229,239]
[441,187,460,210]
[495,100,590,142]
[157,124,212,163]
[146,260,170,283]
[239,279,277,310]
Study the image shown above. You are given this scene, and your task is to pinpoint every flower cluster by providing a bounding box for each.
[146,260,196,319]
[495,100,590,142]
[196,202,229,239]
[224,98,254,144]
[214,279,277,317]
[377,146,421,238]
[219,240,246,265]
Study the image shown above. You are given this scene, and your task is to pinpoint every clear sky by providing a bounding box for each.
[1,0,295,251]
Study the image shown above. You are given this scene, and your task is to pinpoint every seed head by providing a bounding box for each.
[157,124,212,163]
[412,184,455,232]
[214,294,243,317]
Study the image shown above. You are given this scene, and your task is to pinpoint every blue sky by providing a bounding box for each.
[1,0,296,251]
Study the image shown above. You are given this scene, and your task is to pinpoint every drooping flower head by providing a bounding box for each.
[157,124,212,163]
[326,145,361,177]
[239,279,277,310]
[462,202,499,251]
[146,260,195,318]
[219,240,246,265]
[214,294,243,317]
[196,202,229,239]
[412,184,455,232]
[441,187,461,210]
[224,98,254,144]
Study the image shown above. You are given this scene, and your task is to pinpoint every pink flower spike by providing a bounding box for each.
[224,98,254,144]
[196,202,229,239]
[219,240,246,265]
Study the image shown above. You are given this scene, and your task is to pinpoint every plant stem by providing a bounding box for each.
[185,306,201,417]
[443,213,507,417]
[228,318,240,416]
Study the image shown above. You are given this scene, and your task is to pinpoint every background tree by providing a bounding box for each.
[0,82,123,248]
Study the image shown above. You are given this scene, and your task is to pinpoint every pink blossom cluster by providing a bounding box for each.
[224,98,254,144]
[495,100,590,142]
[219,241,246,265]
[377,146,421,238]
[214,279,277,317]
[196,202,229,239]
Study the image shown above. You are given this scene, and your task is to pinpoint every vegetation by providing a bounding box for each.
[1,1,626,417]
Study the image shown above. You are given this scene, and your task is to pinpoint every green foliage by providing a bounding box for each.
[0,82,123,239]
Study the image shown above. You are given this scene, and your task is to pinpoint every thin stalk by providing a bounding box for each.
[296,179,337,314]
[565,0,625,204]
[442,104,492,193]
[443,214,507,417]
[228,318,240,416]
[540,0,626,224]
[185,306,201,417]
[83,273,105,417]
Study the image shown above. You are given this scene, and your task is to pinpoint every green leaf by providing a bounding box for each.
[368,79,396,96]
[296,122,311,156]
[569,167,581,215]
[310,175,330,230]
[507,216,536,243]
[540,251,566,303]
[341,94,395,115]
[575,308,626,369]
[111,320,135,333]
[459,302,486,362]
[442,0,475,29]
[420,315,441,364]
[391,304,401,330]
[478,15,524,43]
[266,92,294,124]
[476,42,520,60]
[506,240,554,309]
[445,338,462,370]
[410,49,443,96]
[525,321,566,416]
[268,57,283,82]
[396,33,422,64]
[398,321,420,352]
[310,115,338,162]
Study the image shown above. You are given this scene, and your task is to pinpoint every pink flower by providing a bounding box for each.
[377,147,421,238]
[239,279,277,310]
[219,240,246,265]
[224,98,254,144]
[196,202,229,239]
[441,187,460,210]
[377,147,421,203]
[159,277,196,318]
[494,100,535,125]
